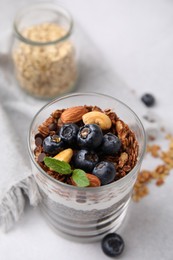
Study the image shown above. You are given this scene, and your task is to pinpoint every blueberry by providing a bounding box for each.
[77,124,103,149]
[43,135,64,155]
[141,93,155,107]
[101,133,121,155]
[73,149,99,172]
[92,161,116,185]
[101,233,124,257]
[59,123,79,146]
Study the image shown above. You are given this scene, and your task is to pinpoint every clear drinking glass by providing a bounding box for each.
[28,93,146,242]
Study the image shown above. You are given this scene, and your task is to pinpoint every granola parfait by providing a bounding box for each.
[28,93,146,242]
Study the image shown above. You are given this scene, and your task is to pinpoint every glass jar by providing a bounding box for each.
[28,93,146,242]
[12,3,77,99]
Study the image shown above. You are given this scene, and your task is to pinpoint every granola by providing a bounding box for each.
[132,133,173,201]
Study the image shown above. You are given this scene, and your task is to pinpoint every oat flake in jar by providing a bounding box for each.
[12,3,77,99]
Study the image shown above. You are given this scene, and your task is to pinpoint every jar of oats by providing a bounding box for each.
[12,3,77,98]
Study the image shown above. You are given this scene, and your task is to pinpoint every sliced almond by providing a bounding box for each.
[60,106,88,123]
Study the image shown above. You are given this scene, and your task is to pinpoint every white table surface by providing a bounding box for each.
[1,0,173,259]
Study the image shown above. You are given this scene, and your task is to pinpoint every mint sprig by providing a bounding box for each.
[44,157,72,175]
[44,157,90,187]
[72,169,90,187]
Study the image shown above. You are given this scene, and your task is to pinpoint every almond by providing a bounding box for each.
[86,173,101,187]
[60,106,88,123]
[71,174,101,187]
[71,177,77,186]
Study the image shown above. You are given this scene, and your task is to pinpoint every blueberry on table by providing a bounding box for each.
[141,93,155,107]
[92,161,116,185]
[101,133,121,155]
[59,123,79,146]
[73,149,99,172]
[77,124,103,149]
[43,135,64,155]
[101,233,124,257]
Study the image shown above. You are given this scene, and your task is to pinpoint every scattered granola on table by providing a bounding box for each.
[132,133,173,202]
[34,105,139,187]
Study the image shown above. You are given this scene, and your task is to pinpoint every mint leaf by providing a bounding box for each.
[44,157,72,175]
[72,169,90,187]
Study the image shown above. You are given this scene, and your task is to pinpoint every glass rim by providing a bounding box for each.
[27,92,146,192]
[13,2,73,46]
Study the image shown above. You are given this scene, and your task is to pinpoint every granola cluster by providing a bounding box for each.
[132,134,173,201]
[34,105,139,186]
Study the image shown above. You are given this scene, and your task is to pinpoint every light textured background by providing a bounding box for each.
[0,0,173,259]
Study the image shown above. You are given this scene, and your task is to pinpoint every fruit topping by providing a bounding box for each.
[43,135,64,155]
[77,124,103,149]
[59,123,79,146]
[73,149,99,172]
[92,161,116,185]
[101,133,121,155]
[35,105,139,187]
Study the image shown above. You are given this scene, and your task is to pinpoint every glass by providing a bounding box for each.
[12,3,77,99]
[28,93,146,242]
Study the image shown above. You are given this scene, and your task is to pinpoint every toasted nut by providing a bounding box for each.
[82,111,112,130]
[54,148,73,163]
[71,174,101,187]
[119,152,128,168]
[71,177,77,186]
[86,173,101,187]
[61,106,88,123]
